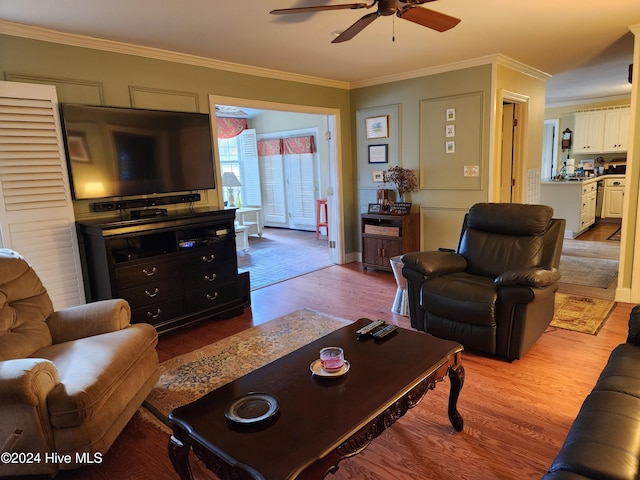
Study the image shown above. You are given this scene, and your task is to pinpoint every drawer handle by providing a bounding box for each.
[142,267,157,276]
[202,254,216,263]
[613,181,621,186]
[145,288,160,298]
[204,274,217,282]
[206,292,219,301]
[147,308,161,319]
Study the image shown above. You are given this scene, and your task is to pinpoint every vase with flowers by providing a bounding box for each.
[384,166,418,202]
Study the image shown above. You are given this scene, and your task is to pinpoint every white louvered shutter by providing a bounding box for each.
[285,153,316,229]
[239,129,261,206]
[0,81,85,310]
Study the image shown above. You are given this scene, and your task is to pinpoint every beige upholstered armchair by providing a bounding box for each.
[0,248,160,476]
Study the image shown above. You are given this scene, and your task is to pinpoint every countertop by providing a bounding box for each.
[541,174,624,186]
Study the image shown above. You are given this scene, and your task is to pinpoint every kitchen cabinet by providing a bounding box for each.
[602,176,625,219]
[361,212,419,271]
[579,182,597,232]
[572,107,630,154]
[603,107,630,152]
[573,111,605,154]
[540,177,600,238]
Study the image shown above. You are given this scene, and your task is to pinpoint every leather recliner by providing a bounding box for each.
[402,203,565,360]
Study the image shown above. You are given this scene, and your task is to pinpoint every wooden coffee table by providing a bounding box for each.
[168,318,464,480]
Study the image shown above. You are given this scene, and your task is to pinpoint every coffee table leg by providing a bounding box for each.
[168,435,194,480]
[447,363,465,432]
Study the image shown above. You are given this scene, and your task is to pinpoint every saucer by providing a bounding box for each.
[310,359,350,377]
[224,393,279,425]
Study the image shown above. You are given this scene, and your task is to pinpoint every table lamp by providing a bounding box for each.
[222,172,242,207]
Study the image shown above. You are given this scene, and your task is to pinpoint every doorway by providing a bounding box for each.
[209,95,343,287]
[496,91,528,204]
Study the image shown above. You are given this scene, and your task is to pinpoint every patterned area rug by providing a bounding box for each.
[145,309,350,421]
[551,293,616,335]
[559,255,618,288]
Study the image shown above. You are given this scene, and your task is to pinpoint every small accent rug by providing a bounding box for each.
[608,227,622,241]
[550,293,616,335]
[559,255,618,288]
[144,309,350,422]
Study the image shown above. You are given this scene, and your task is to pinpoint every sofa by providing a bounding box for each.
[543,305,640,479]
[0,248,160,476]
[402,203,565,360]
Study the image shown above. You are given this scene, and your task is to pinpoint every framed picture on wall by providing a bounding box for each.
[446,108,456,122]
[366,115,389,139]
[446,141,456,154]
[368,144,388,163]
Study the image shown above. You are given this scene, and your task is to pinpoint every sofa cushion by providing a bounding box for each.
[32,323,158,428]
[0,249,53,361]
[594,343,640,399]
[545,390,640,479]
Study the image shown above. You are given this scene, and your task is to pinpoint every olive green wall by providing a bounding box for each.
[0,34,357,253]
[350,65,493,251]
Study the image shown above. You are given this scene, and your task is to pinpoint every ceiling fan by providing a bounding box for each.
[270,0,461,43]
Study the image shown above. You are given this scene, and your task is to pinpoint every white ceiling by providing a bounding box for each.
[0,0,638,106]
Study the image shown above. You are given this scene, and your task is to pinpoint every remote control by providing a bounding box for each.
[372,324,398,339]
[356,319,385,335]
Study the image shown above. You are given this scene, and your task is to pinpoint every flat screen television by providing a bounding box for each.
[60,104,216,200]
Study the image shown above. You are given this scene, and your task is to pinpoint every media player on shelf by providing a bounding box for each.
[130,208,168,219]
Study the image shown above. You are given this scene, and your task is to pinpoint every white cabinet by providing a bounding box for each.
[573,111,605,154]
[579,182,597,232]
[540,178,599,239]
[603,107,630,152]
[602,176,625,219]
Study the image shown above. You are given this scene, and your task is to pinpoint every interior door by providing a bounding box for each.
[500,102,516,202]
[285,150,317,230]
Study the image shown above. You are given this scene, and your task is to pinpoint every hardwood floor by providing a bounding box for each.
[558,222,621,300]
[41,260,633,480]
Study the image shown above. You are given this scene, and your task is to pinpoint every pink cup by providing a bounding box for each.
[320,347,344,372]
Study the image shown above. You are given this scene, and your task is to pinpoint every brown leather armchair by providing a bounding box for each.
[402,203,565,360]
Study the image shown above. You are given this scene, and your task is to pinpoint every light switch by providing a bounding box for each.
[464,165,479,177]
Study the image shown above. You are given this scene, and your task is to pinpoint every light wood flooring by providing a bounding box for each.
[34,257,633,480]
[559,222,621,300]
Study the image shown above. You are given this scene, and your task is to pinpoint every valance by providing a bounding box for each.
[217,117,248,139]
[283,136,316,155]
[257,139,283,156]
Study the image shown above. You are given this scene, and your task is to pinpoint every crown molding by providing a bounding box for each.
[1,20,551,92]
[350,54,550,89]
[0,20,350,90]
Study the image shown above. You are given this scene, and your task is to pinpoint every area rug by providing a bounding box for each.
[608,227,622,241]
[550,293,616,334]
[145,308,350,422]
[559,255,618,288]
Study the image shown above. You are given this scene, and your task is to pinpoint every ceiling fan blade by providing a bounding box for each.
[271,3,370,15]
[331,11,379,43]
[398,6,461,32]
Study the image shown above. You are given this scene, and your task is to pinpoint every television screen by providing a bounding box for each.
[60,104,216,200]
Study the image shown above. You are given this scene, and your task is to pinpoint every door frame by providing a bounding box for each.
[208,95,344,265]
[493,89,529,203]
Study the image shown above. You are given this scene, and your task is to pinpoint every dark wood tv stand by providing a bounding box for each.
[76,208,250,334]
